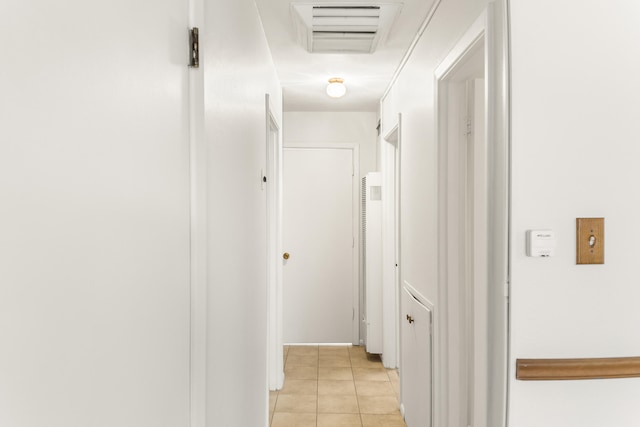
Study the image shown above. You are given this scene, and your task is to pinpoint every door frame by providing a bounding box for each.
[266,94,283,390]
[282,142,360,345]
[434,5,510,427]
[381,116,401,368]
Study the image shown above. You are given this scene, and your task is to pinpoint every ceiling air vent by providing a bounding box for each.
[291,3,402,54]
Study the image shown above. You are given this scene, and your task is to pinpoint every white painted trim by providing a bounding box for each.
[284,142,357,150]
[434,9,487,80]
[286,342,353,346]
[434,14,487,427]
[381,0,443,102]
[381,120,400,369]
[266,94,284,392]
[281,142,361,346]
[433,4,510,427]
[403,280,434,311]
[383,123,399,142]
[395,113,403,368]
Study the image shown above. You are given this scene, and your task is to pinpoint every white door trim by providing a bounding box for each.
[434,5,510,427]
[381,118,401,368]
[282,142,360,345]
[266,94,284,391]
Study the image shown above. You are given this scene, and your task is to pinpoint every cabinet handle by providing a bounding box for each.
[406,314,414,324]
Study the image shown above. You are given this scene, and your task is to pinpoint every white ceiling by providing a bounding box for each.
[254,0,436,112]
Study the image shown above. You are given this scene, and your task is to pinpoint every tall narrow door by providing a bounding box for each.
[283,148,355,343]
[0,1,191,425]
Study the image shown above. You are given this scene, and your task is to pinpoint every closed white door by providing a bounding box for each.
[0,1,191,425]
[283,148,355,343]
[401,287,433,427]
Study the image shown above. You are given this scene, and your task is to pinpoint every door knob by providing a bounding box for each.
[283,252,290,260]
[406,314,414,324]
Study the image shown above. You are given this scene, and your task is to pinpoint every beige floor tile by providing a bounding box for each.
[271,412,317,427]
[287,346,318,357]
[280,379,318,395]
[352,368,390,381]
[319,355,351,367]
[361,413,406,427]
[318,394,360,414]
[318,367,354,380]
[270,391,278,412]
[357,396,400,415]
[284,366,318,380]
[386,369,399,382]
[286,355,318,367]
[319,346,350,356]
[317,413,363,427]
[318,380,356,396]
[390,379,400,397]
[348,345,367,355]
[355,380,395,396]
[350,356,384,368]
[275,395,317,413]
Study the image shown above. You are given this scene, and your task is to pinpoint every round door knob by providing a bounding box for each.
[283,252,290,260]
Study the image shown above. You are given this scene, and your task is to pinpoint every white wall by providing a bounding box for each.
[383,0,640,425]
[509,1,640,426]
[381,0,495,422]
[0,1,191,426]
[203,0,283,425]
[381,0,490,312]
[284,112,378,177]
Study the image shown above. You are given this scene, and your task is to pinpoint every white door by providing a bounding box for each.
[401,287,433,427]
[0,1,191,425]
[283,147,356,343]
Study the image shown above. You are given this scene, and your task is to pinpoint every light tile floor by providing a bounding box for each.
[269,345,407,427]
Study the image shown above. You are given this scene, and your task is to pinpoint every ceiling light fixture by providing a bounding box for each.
[326,78,346,98]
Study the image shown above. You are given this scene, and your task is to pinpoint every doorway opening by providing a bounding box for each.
[437,28,488,427]
[381,119,402,369]
[266,94,283,391]
[434,6,510,427]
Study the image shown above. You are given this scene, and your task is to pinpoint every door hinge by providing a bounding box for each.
[189,27,199,68]
[465,116,472,136]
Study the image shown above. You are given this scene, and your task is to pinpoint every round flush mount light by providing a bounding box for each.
[326,78,346,98]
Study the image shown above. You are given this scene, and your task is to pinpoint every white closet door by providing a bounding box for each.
[401,287,433,427]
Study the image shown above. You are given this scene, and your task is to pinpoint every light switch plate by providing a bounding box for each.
[576,218,604,264]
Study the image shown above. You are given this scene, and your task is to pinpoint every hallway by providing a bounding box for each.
[269,346,406,427]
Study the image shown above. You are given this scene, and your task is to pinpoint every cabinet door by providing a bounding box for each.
[401,287,432,427]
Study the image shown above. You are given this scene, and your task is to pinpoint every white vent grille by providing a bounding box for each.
[292,3,402,54]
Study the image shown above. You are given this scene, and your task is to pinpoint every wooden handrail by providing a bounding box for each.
[516,357,640,381]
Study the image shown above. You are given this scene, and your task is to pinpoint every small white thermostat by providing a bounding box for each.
[526,230,556,257]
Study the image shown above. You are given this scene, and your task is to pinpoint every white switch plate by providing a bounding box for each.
[526,230,556,257]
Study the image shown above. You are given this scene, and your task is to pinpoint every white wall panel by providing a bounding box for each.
[202,0,282,425]
[509,1,640,425]
[0,1,191,426]
[284,111,378,177]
